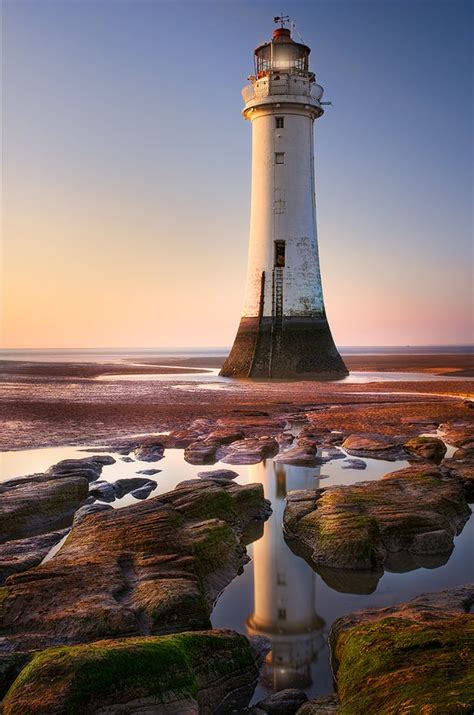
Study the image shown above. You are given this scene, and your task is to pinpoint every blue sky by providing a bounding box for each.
[2,0,472,347]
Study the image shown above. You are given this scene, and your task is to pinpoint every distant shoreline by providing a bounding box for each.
[0,352,472,378]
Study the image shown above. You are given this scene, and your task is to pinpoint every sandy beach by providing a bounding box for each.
[1,352,472,451]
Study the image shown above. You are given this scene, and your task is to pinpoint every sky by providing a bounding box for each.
[1,0,472,349]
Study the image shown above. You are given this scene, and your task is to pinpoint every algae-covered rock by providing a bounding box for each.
[2,630,262,715]
[283,466,471,589]
[0,479,270,651]
[404,435,447,463]
[330,584,474,714]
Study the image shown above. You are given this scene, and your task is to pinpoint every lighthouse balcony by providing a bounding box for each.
[242,76,324,114]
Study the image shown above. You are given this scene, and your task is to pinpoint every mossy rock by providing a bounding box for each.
[331,586,474,714]
[2,630,258,714]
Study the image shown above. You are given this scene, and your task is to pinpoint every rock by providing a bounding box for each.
[283,465,471,582]
[0,479,271,651]
[46,456,115,482]
[185,440,218,464]
[255,688,308,713]
[404,435,447,463]
[341,458,367,470]
[137,468,161,476]
[206,428,245,445]
[89,481,116,502]
[197,469,239,481]
[0,530,68,584]
[439,422,474,448]
[121,456,134,463]
[0,476,89,543]
[1,630,262,715]
[277,432,295,448]
[296,695,339,714]
[330,585,474,714]
[0,653,30,702]
[443,449,474,501]
[221,437,279,465]
[273,445,322,466]
[342,433,407,460]
[324,447,346,461]
[463,400,474,409]
[130,484,156,499]
[73,503,113,527]
[134,438,165,462]
[112,477,157,499]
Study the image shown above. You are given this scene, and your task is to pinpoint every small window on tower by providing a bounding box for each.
[274,240,286,267]
[275,117,284,129]
[277,608,287,621]
[275,152,285,165]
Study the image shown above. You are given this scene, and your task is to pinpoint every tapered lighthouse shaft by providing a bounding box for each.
[221,25,347,379]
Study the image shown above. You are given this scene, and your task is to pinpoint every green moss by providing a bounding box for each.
[188,490,237,521]
[335,614,474,714]
[193,523,236,572]
[4,632,255,715]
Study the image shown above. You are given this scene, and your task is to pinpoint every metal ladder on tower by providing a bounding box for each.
[273,267,284,329]
[269,267,284,376]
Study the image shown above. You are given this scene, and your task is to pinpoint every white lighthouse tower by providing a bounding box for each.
[246,460,325,690]
[221,19,347,379]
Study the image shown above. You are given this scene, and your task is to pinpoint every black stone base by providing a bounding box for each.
[220,315,348,379]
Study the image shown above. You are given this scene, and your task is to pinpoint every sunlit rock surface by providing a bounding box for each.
[0,479,270,652]
[283,465,471,589]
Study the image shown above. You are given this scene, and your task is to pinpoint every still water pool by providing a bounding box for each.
[1,441,472,703]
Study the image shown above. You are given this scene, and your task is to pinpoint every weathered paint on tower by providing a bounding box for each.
[220,24,348,379]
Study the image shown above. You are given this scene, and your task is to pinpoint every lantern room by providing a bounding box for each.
[255,28,311,77]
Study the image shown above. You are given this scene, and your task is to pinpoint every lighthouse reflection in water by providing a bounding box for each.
[246,461,325,691]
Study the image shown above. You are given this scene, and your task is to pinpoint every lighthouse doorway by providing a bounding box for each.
[274,240,286,267]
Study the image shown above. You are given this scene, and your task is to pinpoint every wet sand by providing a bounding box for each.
[1,353,472,451]
[1,352,472,378]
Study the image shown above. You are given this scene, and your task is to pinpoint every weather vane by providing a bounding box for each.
[273,14,291,29]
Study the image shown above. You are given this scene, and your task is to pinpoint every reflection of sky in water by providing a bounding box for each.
[1,442,472,701]
[95,369,472,385]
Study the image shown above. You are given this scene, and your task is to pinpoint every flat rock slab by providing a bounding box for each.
[46,456,115,482]
[342,433,407,461]
[330,584,474,714]
[1,479,270,652]
[2,630,263,715]
[197,469,239,481]
[341,458,366,470]
[273,445,323,467]
[0,530,68,585]
[220,437,279,465]
[283,465,471,590]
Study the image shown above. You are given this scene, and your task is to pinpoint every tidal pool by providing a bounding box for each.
[1,441,472,704]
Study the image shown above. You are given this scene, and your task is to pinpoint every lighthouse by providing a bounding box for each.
[220,19,348,379]
[246,460,325,690]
